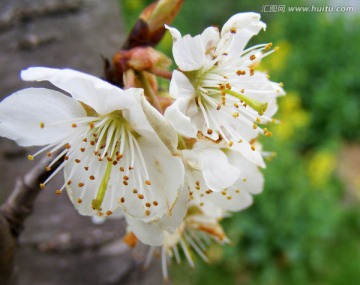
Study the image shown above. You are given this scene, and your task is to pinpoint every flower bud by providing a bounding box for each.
[123,0,183,49]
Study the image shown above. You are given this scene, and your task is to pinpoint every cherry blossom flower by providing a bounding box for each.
[0,67,184,222]
[127,202,228,282]
[165,12,285,167]
[183,141,264,212]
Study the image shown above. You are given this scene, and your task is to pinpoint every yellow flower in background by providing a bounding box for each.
[273,92,309,141]
[307,151,336,188]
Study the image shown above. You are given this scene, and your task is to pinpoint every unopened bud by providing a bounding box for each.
[123,0,183,49]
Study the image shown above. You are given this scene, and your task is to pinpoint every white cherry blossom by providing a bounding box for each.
[0,67,184,222]
[132,203,229,282]
[165,12,285,167]
[184,141,264,212]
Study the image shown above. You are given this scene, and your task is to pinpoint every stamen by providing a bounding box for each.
[162,247,169,282]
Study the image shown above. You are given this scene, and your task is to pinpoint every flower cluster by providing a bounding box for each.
[0,12,284,278]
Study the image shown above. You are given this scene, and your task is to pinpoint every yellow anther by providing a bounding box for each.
[27,155,34,161]
[39,122,45,128]
[264,43,273,50]
[145,180,151,186]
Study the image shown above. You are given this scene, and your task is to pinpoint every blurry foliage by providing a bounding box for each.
[120,0,360,284]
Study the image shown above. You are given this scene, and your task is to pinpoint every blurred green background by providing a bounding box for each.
[120,0,360,284]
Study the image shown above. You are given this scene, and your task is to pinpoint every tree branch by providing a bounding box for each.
[0,152,62,284]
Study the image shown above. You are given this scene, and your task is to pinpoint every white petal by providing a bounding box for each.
[154,186,189,233]
[140,95,179,155]
[222,12,265,36]
[197,148,240,191]
[136,138,184,221]
[201,26,220,52]
[222,13,266,56]
[166,26,206,71]
[189,166,254,213]
[122,91,157,136]
[183,147,240,191]
[125,215,165,246]
[21,67,144,115]
[230,140,265,168]
[205,187,253,212]
[125,187,189,246]
[228,151,264,194]
[0,88,86,146]
[169,70,195,99]
[164,98,198,138]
